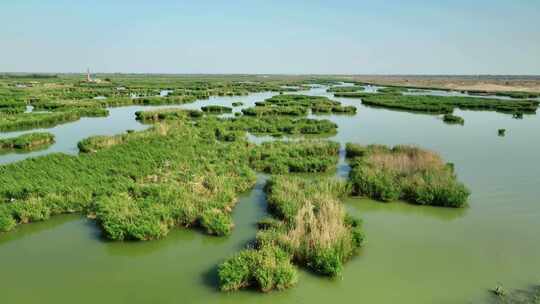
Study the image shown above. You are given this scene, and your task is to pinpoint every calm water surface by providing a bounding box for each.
[0,87,539,303]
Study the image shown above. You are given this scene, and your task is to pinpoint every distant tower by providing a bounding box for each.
[86,68,92,82]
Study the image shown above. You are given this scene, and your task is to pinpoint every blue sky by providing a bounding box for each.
[1,0,539,74]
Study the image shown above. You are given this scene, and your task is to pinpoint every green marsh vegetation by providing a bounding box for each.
[442,113,465,125]
[249,140,340,174]
[498,129,506,137]
[135,108,204,122]
[346,143,470,207]
[0,120,257,239]
[201,105,233,114]
[0,132,55,152]
[463,90,540,99]
[242,105,308,117]
[231,101,244,107]
[218,176,364,292]
[358,94,539,115]
[222,116,338,137]
[133,108,338,137]
[326,85,365,93]
[0,111,96,131]
[244,94,356,116]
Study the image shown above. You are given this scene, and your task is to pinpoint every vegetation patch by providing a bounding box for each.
[218,176,364,292]
[359,94,538,115]
[326,85,365,93]
[347,143,470,207]
[442,113,465,125]
[135,108,203,123]
[0,111,94,131]
[242,105,308,117]
[231,102,244,107]
[0,121,256,238]
[244,94,356,116]
[0,132,55,152]
[223,116,338,136]
[201,105,233,114]
[249,140,340,174]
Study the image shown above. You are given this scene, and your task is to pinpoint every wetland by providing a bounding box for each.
[0,74,539,303]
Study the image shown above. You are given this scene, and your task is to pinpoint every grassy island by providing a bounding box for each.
[443,113,465,125]
[0,121,257,238]
[249,140,340,174]
[201,105,233,113]
[346,143,470,207]
[359,94,539,115]
[0,132,55,152]
[218,176,364,292]
[243,94,357,116]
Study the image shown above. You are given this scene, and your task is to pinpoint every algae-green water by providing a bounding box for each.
[1,87,539,303]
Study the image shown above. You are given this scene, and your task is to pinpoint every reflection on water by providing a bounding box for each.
[0,87,539,304]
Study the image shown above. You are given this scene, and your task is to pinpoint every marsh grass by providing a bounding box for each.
[360,94,539,115]
[347,144,470,207]
[249,140,340,174]
[218,176,364,292]
[244,94,356,116]
[201,105,233,113]
[443,113,465,125]
[135,108,203,123]
[0,120,256,238]
[0,132,55,151]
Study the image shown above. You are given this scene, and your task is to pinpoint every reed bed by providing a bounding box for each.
[347,143,470,207]
[218,176,364,292]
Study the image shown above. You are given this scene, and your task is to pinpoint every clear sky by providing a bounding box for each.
[1,0,539,74]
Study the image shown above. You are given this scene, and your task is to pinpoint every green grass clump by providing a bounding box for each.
[377,87,407,94]
[333,92,376,98]
[201,105,233,113]
[443,113,465,125]
[231,102,244,107]
[0,120,257,239]
[250,140,340,174]
[360,94,539,115]
[0,112,81,131]
[264,176,363,276]
[77,129,156,153]
[226,116,338,136]
[311,104,357,114]
[246,94,355,116]
[218,245,298,292]
[135,108,203,122]
[345,143,367,158]
[0,107,26,114]
[327,85,365,93]
[463,91,540,99]
[347,144,470,207]
[242,106,308,117]
[498,129,506,136]
[0,132,55,151]
[218,176,364,292]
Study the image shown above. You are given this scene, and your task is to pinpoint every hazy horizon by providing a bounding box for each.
[1,0,539,75]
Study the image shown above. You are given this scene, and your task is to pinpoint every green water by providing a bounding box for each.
[1,87,539,303]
